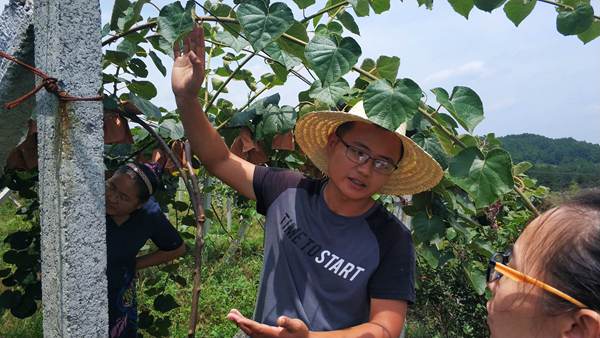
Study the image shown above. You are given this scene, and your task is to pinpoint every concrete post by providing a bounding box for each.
[34,0,107,336]
[0,0,34,175]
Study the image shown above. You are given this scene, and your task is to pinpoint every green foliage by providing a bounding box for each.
[364,78,422,130]
[236,0,294,51]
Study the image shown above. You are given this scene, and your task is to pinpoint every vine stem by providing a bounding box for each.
[301,1,349,23]
[205,51,258,112]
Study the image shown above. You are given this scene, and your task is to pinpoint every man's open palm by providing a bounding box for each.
[171,25,205,99]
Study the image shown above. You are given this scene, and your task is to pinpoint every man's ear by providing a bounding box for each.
[325,132,338,155]
[563,309,600,338]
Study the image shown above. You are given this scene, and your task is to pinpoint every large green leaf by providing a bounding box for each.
[363,79,422,131]
[464,264,487,295]
[309,78,351,106]
[110,0,131,31]
[215,30,250,53]
[474,0,507,12]
[237,0,294,51]
[264,43,302,70]
[376,55,400,83]
[305,35,361,85]
[157,0,195,44]
[503,0,536,26]
[128,80,157,100]
[256,105,297,139]
[557,4,594,36]
[158,119,185,140]
[228,94,281,128]
[412,132,449,169]
[349,0,370,16]
[578,19,600,44]
[277,21,309,62]
[449,0,474,18]
[369,0,391,13]
[413,212,446,243]
[431,86,483,133]
[148,51,167,76]
[128,93,162,120]
[337,11,360,35]
[449,147,514,208]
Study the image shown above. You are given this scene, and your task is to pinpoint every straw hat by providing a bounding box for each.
[295,102,444,195]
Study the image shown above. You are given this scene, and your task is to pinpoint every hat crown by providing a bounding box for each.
[348,101,407,135]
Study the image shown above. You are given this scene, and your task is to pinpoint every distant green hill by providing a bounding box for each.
[498,134,600,191]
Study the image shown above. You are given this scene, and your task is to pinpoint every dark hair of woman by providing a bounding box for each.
[113,162,161,202]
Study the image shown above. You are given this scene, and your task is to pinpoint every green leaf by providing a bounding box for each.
[326,22,344,36]
[128,80,157,100]
[128,58,148,78]
[474,0,507,12]
[122,0,148,32]
[147,35,174,58]
[309,78,351,106]
[149,51,167,76]
[503,0,536,26]
[513,161,533,175]
[157,0,195,44]
[449,0,474,18]
[256,105,297,139]
[431,87,483,133]
[158,120,185,140]
[449,147,514,208]
[277,22,309,62]
[349,0,370,16]
[557,4,594,35]
[110,0,131,31]
[578,19,600,43]
[419,245,440,268]
[413,212,446,243]
[215,30,250,53]
[363,79,422,131]
[153,294,179,313]
[104,50,130,68]
[464,264,487,295]
[228,94,281,127]
[237,0,295,51]
[116,33,146,57]
[211,77,228,93]
[369,0,391,13]
[337,11,360,34]
[305,35,361,85]
[376,55,400,83]
[10,296,36,319]
[293,0,316,9]
[128,93,162,120]
[412,132,448,169]
[264,43,302,70]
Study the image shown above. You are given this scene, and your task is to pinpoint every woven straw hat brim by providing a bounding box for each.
[295,111,444,195]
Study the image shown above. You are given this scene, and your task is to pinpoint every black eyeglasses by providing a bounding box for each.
[335,133,399,175]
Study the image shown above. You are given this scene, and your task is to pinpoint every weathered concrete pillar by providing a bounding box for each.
[34,0,107,336]
[0,0,34,174]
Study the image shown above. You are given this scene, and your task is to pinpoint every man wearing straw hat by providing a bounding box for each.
[172,27,443,338]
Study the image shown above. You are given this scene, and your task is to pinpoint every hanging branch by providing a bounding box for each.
[301,0,349,23]
[184,141,207,338]
[204,51,258,112]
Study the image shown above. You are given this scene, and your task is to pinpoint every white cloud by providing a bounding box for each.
[423,61,490,85]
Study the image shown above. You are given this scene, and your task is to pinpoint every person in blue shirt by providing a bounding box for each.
[105,162,185,338]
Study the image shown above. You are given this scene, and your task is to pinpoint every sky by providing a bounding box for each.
[2,0,599,144]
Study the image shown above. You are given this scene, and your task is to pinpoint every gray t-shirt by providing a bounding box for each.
[252,166,416,331]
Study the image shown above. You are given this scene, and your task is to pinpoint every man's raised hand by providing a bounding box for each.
[171,25,205,100]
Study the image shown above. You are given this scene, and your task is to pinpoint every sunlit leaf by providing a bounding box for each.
[237,0,295,51]
[364,78,422,131]
[305,35,361,85]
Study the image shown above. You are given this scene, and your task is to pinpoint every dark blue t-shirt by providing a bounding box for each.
[106,197,183,292]
[252,166,416,331]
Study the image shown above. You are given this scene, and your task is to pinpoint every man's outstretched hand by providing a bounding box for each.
[227,309,310,338]
[171,25,205,100]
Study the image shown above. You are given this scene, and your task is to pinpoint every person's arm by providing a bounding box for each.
[171,26,256,200]
[135,242,185,270]
[226,298,408,338]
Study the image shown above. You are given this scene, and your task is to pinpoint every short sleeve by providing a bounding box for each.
[253,166,304,215]
[144,198,183,251]
[367,210,416,304]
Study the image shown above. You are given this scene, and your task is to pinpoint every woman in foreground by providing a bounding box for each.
[487,190,600,338]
